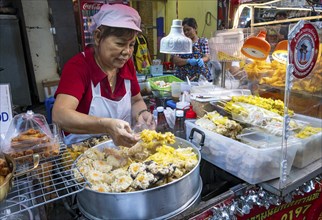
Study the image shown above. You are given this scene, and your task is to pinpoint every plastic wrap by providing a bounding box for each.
[2,111,60,161]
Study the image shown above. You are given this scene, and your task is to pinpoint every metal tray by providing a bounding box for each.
[0,144,86,218]
[190,89,251,102]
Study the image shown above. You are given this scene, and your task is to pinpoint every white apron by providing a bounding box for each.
[64,79,132,145]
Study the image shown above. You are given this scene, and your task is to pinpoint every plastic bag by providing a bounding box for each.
[231,102,300,136]
[164,107,175,129]
[2,110,60,160]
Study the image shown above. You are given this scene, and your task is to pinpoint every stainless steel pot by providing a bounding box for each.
[75,137,202,220]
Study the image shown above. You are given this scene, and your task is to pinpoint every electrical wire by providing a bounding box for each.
[201,11,217,37]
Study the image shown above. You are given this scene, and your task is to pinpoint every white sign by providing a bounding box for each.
[0,84,13,138]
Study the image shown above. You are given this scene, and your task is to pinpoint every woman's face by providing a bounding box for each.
[97,35,136,69]
[183,24,197,40]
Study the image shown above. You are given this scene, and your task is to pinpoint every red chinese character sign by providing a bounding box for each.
[289,22,320,79]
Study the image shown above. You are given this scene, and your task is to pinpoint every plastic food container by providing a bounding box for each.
[292,132,322,168]
[236,128,283,149]
[290,114,322,168]
[185,120,298,184]
[148,75,183,92]
[2,111,60,161]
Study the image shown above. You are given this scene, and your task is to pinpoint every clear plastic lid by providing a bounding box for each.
[175,110,184,117]
[156,106,165,112]
[4,110,52,142]
[2,110,60,159]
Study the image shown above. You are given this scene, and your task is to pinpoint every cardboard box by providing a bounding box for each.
[42,79,59,99]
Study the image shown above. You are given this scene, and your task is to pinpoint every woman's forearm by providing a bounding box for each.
[131,94,148,121]
[52,94,114,134]
[53,107,113,134]
[172,55,189,67]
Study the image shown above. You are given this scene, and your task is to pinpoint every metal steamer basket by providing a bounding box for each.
[72,136,204,220]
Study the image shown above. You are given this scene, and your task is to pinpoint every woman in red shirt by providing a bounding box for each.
[53,4,154,147]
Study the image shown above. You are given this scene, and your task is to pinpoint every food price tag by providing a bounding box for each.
[0,84,13,137]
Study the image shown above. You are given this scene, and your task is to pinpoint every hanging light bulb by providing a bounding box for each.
[160,19,192,54]
[272,40,288,64]
[241,31,271,60]
[159,0,192,54]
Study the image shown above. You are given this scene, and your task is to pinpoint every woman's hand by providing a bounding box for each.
[187,58,198,66]
[137,111,156,130]
[104,119,139,147]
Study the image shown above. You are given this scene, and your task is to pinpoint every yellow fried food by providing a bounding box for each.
[217,51,242,61]
[226,95,293,116]
[295,126,322,139]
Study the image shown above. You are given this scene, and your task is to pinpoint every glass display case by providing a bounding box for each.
[208,17,321,194]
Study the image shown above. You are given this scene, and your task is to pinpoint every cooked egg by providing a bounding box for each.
[87,170,105,183]
[111,174,133,192]
[92,160,113,173]
[128,162,146,178]
[91,183,111,193]
[172,168,184,178]
[132,171,155,190]
[84,148,104,160]
[77,157,94,168]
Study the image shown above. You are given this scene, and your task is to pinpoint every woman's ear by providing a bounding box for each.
[93,29,101,46]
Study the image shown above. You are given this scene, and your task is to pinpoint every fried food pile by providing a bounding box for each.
[8,129,59,160]
[0,157,11,184]
[243,43,322,94]
[195,111,242,139]
[62,135,110,170]
[74,130,198,193]
[295,126,322,139]
[224,95,293,116]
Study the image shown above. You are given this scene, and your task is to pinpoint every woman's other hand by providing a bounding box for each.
[197,58,205,67]
[104,118,139,147]
[137,111,156,130]
[187,58,198,66]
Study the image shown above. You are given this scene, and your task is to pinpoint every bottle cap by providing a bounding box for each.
[156,106,164,112]
[176,101,190,110]
[185,105,197,119]
[175,110,184,117]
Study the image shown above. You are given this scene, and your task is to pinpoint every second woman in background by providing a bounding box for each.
[172,17,211,82]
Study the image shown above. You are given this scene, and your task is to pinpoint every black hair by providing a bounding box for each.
[97,25,137,42]
[182,17,198,29]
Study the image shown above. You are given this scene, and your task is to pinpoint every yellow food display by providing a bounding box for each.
[295,126,322,139]
[244,60,286,83]
[243,43,322,93]
[217,51,242,61]
[224,95,294,116]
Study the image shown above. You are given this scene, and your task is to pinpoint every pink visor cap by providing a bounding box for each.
[89,4,141,33]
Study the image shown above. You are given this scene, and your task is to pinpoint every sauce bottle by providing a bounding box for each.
[173,110,185,139]
[156,106,171,133]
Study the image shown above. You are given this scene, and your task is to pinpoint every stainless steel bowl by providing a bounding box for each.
[75,137,202,220]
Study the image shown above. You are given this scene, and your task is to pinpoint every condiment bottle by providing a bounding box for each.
[173,110,185,139]
[176,101,190,112]
[185,105,197,120]
[156,106,171,133]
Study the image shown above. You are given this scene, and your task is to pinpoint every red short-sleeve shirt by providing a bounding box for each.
[55,46,140,115]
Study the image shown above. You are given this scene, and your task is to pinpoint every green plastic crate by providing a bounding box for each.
[147,75,183,92]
